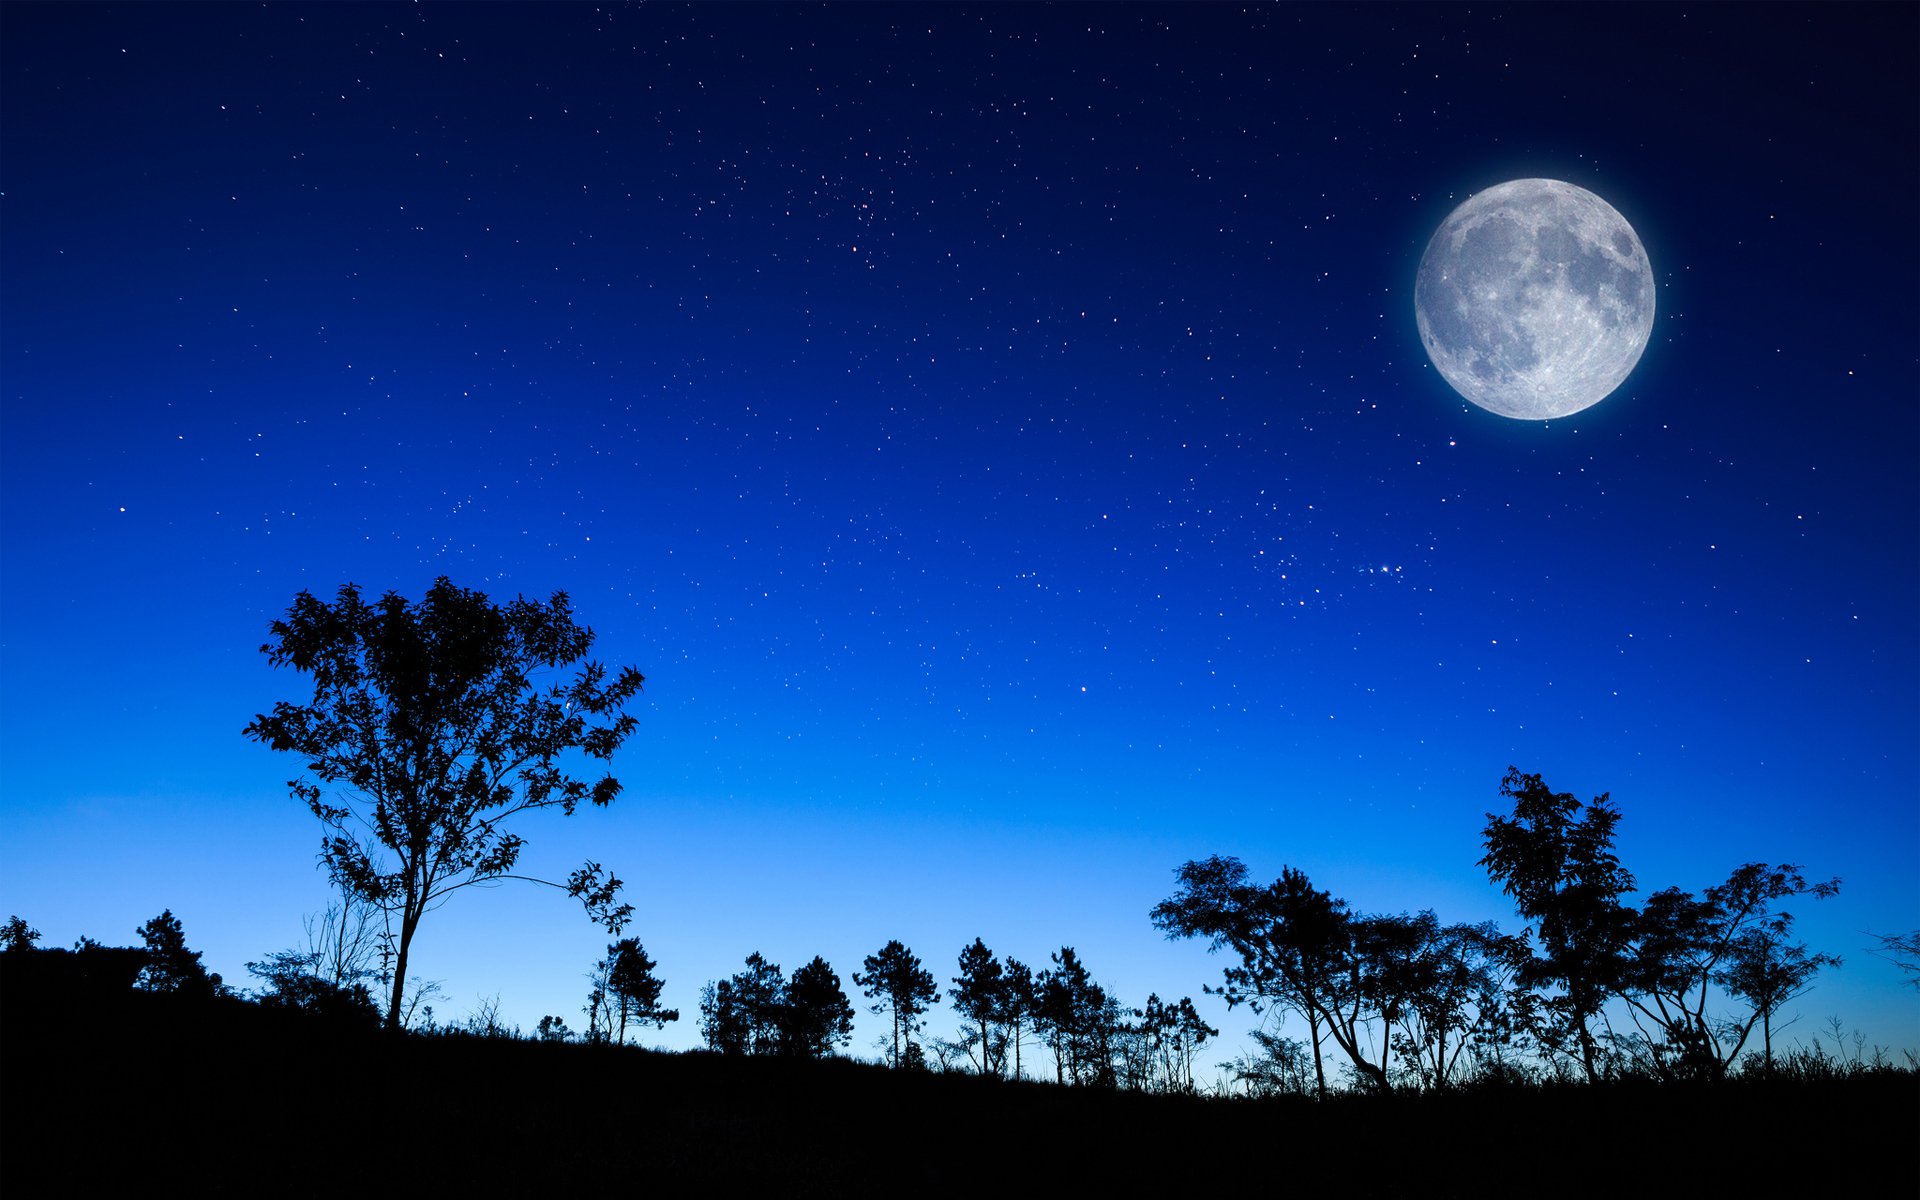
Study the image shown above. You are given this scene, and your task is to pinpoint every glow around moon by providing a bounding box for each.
[1415,179,1654,420]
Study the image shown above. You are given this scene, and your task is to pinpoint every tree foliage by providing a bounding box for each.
[2,916,41,953]
[781,956,855,1059]
[1621,863,1839,1078]
[246,899,383,1025]
[1133,993,1219,1094]
[1480,769,1846,1083]
[1000,957,1037,1081]
[246,949,380,1024]
[699,952,787,1056]
[697,979,750,1055]
[135,909,222,997]
[1151,857,1360,1096]
[1370,913,1527,1090]
[696,952,853,1059]
[1034,946,1122,1087]
[1225,1029,1320,1098]
[949,938,1008,1077]
[854,940,939,1069]
[1479,767,1637,1082]
[1153,854,1544,1096]
[586,938,678,1045]
[243,577,646,1029]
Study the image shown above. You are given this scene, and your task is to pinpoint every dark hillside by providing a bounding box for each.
[4,958,1914,1195]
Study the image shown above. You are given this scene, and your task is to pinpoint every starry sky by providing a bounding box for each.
[3,3,1915,1062]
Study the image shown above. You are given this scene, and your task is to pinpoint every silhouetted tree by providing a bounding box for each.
[1227,1029,1318,1098]
[2,916,40,952]
[247,899,383,1025]
[305,897,384,994]
[246,948,380,1024]
[243,578,647,1029]
[1622,862,1839,1078]
[699,952,785,1055]
[735,952,788,1054]
[1479,767,1637,1083]
[854,940,938,1069]
[1135,994,1219,1093]
[949,938,1008,1077]
[589,939,678,1046]
[1111,1000,1153,1091]
[1373,915,1527,1090]
[584,967,610,1042]
[698,980,749,1055]
[535,1014,574,1042]
[395,975,444,1031]
[1152,857,1362,1097]
[1086,992,1131,1089]
[1157,861,1490,1095]
[1720,920,1838,1072]
[135,909,222,996]
[781,956,855,1058]
[1035,946,1117,1086]
[1000,957,1036,1080]
[460,993,516,1038]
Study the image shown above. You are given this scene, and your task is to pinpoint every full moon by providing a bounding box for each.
[1414,179,1654,420]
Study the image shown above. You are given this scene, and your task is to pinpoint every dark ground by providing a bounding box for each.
[4,959,1915,1196]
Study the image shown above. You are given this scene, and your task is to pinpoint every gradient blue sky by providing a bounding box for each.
[4,3,1915,1065]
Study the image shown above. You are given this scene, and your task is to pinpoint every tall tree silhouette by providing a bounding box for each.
[700,952,786,1055]
[854,940,938,1069]
[781,956,855,1058]
[1623,862,1839,1078]
[1152,858,1358,1097]
[135,909,221,996]
[1372,914,1526,1090]
[1479,767,1637,1083]
[1720,915,1839,1072]
[243,578,646,1029]
[1135,994,1219,1094]
[697,979,749,1055]
[1000,957,1036,1080]
[949,938,1008,1077]
[1035,947,1115,1086]
[587,938,678,1045]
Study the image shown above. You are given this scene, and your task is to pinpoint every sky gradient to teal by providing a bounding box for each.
[3,3,1915,1065]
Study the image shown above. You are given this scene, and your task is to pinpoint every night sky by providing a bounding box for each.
[4,3,1915,1061]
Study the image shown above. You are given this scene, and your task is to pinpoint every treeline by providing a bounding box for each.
[1153,768,1912,1093]
[198,582,1913,1091]
[663,766,1912,1093]
[2,910,1221,1096]
[8,768,1916,1098]
[8,941,1913,1198]
[683,939,1217,1094]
